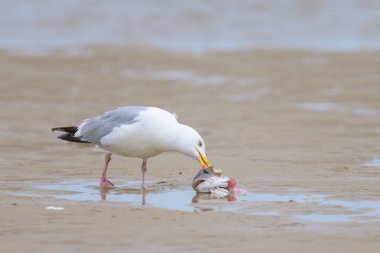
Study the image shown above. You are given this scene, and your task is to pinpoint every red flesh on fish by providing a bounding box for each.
[227,178,237,189]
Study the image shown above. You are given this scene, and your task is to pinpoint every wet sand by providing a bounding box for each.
[1,47,380,252]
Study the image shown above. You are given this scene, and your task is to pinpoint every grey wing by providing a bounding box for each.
[75,106,147,144]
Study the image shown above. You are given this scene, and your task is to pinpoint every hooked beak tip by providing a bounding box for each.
[196,149,212,169]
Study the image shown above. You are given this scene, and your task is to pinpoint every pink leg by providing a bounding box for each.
[141,159,147,189]
[99,152,114,188]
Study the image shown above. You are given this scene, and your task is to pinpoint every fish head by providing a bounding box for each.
[192,168,234,191]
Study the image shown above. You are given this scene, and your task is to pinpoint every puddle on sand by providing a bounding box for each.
[361,158,380,167]
[21,180,380,223]
[297,102,378,116]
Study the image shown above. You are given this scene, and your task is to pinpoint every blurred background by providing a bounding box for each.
[1,0,380,54]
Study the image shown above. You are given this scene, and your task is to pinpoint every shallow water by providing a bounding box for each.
[362,158,380,167]
[20,180,380,223]
[2,0,380,53]
[297,102,378,116]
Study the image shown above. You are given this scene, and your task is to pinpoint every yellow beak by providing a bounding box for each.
[197,149,212,169]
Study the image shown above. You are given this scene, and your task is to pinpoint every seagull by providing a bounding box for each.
[52,106,212,189]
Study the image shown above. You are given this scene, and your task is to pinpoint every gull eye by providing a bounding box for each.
[198,141,203,147]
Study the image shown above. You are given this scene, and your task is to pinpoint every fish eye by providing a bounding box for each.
[198,141,203,147]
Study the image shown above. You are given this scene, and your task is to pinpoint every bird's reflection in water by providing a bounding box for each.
[99,187,147,205]
[99,187,237,208]
[99,187,111,201]
[192,192,237,203]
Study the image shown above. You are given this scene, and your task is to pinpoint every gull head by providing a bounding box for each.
[176,124,212,169]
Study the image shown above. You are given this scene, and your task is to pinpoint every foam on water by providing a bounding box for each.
[19,180,380,223]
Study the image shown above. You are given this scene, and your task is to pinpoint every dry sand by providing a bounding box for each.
[1,46,380,252]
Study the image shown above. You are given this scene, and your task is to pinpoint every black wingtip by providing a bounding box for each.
[57,133,90,143]
[51,126,78,134]
[52,125,89,143]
